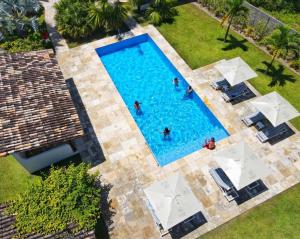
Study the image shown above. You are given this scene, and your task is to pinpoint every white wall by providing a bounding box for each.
[13,143,78,173]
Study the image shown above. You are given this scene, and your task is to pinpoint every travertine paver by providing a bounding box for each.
[57,25,300,239]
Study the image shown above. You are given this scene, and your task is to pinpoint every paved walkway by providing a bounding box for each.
[41,0,69,53]
[56,23,300,239]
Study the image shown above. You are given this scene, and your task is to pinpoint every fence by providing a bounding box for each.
[244,1,298,34]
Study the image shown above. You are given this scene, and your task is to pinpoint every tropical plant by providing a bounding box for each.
[6,163,101,235]
[55,0,94,39]
[221,0,248,42]
[89,0,127,32]
[130,0,144,12]
[89,0,112,31]
[146,0,177,25]
[109,1,127,31]
[0,0,41,38]
[262,26,300,68]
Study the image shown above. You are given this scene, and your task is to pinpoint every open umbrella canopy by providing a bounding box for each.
[250,92,300,127]
[144,173,203,230]
[214,142,269,190]
[215,57,257,86]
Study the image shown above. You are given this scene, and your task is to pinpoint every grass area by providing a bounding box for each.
[0,154,82,203]
[0,155,39,203]
[156,4,300,130]
[201,184,300,239]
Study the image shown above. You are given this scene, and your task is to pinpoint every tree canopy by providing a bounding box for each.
[7,163,101,236]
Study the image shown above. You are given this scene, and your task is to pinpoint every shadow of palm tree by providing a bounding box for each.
[217,34,248,51]
[256,61,296,87]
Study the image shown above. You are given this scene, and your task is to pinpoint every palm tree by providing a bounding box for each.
[88,0,112,30]
[146,0,177,26]
[221,0,248,42]
[263,26,300,68]
[55,0,93,39]
[130,0,144,12]
[108,1,127,32]
[89,0,127,32]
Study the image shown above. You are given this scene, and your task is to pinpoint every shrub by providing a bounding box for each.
[55,0,94,39]
[146,0,177,25]
[0,32,51,53]
[290,59,300,70]
[7,163,101,235]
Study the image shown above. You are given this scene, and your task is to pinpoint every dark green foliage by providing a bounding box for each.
[262,26,300,67]
[146,0,177,25]
[221,0,249,42]
[248,0,300,13]
[0,33,51,53]
[0,13,52,53]
[55,0,94,39]
[130,0,145,12]
[7,163,101,235]
[55,0,128,40]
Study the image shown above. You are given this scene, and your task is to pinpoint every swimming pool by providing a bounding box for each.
[96,34,228,166]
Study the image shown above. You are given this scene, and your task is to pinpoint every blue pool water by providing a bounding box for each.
[96,34,228,166]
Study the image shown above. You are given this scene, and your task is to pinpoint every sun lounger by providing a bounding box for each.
[209,168,239,201]
[210,78,228,90]
[242,111,265,127]
[222,84,250,102]
[256,124,288,143]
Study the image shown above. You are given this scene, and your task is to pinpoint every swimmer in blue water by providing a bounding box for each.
[134,101,141,113]
[162,127,171,139]
[173,77,179,88]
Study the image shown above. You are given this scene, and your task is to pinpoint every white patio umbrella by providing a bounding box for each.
[250,92,300,127]
[214,57,257,86]
[144,173,203,230]
[214,142,269,190]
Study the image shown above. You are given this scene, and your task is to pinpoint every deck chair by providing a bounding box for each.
[209,168,239,202]
[256,124,288,143]
[210,78,228,90]
[242,111,265,127]
[222,85,250,102]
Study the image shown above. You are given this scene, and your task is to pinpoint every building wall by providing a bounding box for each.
[13,143,78,173]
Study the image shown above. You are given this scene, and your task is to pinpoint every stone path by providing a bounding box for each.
[41,0,69,53]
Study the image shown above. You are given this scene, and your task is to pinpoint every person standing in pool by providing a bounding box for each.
[162,127,171,139]
[134,101,141,113]
[183,86,193,99]
[173,77,179,87]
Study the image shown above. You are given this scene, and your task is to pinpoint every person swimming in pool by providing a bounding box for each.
[134,101,141,113]
[162,127,171,139]
[183,86,193,99]
[173,77,179,87]
[203,137,216,150]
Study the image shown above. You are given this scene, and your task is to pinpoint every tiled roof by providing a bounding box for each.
[0,204,96,239]
[0,50,84,155]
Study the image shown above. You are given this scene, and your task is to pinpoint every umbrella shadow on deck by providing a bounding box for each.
[169,212,207,239]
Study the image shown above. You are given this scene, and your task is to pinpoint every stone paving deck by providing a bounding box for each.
[57,25,300,239]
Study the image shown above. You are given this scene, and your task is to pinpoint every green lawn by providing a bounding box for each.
[201,184,300,239]
[157,4,300,130]
[0,154,82,203]
[0,155,39,203]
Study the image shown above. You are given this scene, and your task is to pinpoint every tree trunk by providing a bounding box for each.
[224,16,233,42]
